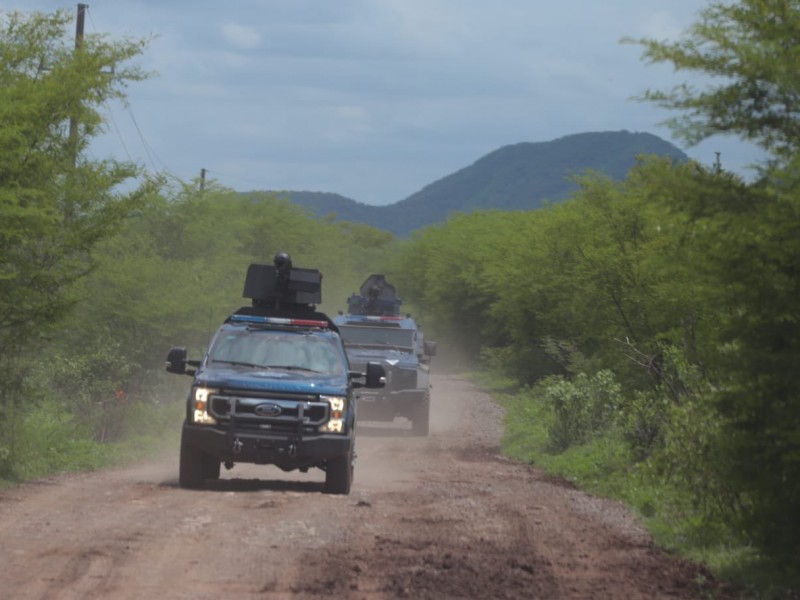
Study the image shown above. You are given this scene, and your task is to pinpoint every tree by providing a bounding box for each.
[0,9,152,406]
[630,0,800,562]
[628,0,800,162]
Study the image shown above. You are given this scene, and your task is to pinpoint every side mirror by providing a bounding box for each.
[166,346,188,375]
[424,341,437,357]
[365,361,386,388]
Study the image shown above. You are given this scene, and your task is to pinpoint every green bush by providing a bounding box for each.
[1,399,110,480]
[616,389,670,461]
[0,393,183,485]
[652,396,748,535]
[40,335,138,443]
[541,370,621,452]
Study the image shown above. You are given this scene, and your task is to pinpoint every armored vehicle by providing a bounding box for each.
[333,275,436,435]
[165,253,385,494]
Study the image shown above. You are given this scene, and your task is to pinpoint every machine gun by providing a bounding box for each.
[346,274,402,316]
[243,252,322,310]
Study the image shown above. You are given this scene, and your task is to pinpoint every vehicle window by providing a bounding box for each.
[339,325,414,349]
[209,330,343,374]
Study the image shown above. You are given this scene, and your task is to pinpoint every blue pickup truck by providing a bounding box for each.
[165,254,385,494]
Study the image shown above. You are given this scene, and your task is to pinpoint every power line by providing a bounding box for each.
[84,6,290,193]
[125,105,160,172]
[105,107,134,162]
[85,5,187,185]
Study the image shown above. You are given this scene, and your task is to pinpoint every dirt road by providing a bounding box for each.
[0,374,733,600]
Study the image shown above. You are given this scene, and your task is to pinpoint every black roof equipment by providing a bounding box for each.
[242,252,322,310]
[346,274,402,316]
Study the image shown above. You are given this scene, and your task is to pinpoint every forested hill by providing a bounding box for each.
[275,130,688,237]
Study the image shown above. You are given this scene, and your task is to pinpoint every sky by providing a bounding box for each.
[5,0,767,206]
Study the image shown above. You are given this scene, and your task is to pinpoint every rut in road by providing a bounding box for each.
[0,373,733,600]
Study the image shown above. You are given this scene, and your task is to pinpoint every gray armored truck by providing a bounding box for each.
[165,254,385,494]
[333,275,436,435]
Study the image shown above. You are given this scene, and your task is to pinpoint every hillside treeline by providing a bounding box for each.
[283,131,689,237]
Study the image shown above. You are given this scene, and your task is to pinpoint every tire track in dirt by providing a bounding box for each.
[287,374,733,600]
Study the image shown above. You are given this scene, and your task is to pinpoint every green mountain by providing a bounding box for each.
[275,131,688,237]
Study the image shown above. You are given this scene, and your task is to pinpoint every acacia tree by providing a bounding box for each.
[0,9,152,408]
[629,0,800,162]
[630,0,800,561]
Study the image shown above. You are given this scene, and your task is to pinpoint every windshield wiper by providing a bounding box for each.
[210,359,264,369]
[210,360,325,373]
[262,365,325,373]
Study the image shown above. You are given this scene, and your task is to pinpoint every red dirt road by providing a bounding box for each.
[0,374,734,599]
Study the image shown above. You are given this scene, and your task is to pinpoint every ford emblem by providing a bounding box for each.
[254,403,282,417]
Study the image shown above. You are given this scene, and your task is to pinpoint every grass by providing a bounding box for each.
[0,396,183,489]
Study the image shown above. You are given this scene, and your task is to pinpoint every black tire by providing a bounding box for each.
[324,453,353,495]
[179,436,207,489]
[411,392,430,436]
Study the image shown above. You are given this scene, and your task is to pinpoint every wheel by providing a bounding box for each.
[411,392,430,436]
[179,434,207,489]
[324,452,353,495]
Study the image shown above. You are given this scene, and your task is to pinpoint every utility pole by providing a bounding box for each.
[68,3,88,167]
[200,168,207,190]
[74,3,87,48]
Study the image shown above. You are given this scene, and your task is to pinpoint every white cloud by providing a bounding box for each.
[221,22,261,50]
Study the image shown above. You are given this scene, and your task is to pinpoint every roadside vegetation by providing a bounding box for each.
[0,9,398,487]
[389,1,800,596]
[1,2,798,597]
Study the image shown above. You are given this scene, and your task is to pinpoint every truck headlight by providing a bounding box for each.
[319,395,347,433]
[192,386,217,425]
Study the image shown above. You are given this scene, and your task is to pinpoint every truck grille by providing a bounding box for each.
[350,361,417,391]
[208,392,329,427]
[391,368,417,390]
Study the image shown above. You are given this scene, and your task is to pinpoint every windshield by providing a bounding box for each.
[207,329,344,375]
[338,325,414,350]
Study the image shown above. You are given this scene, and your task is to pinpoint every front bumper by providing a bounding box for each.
[182,422,352,470]
[356,388,428,421]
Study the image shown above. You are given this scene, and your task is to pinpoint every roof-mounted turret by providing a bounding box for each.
[242,252,322,310]
[346,274,402,316]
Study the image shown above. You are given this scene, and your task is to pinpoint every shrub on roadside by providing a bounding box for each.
[1,399,109,480]
[540,369,621,452]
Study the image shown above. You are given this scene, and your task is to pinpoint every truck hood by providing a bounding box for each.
[194,366,348,396]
